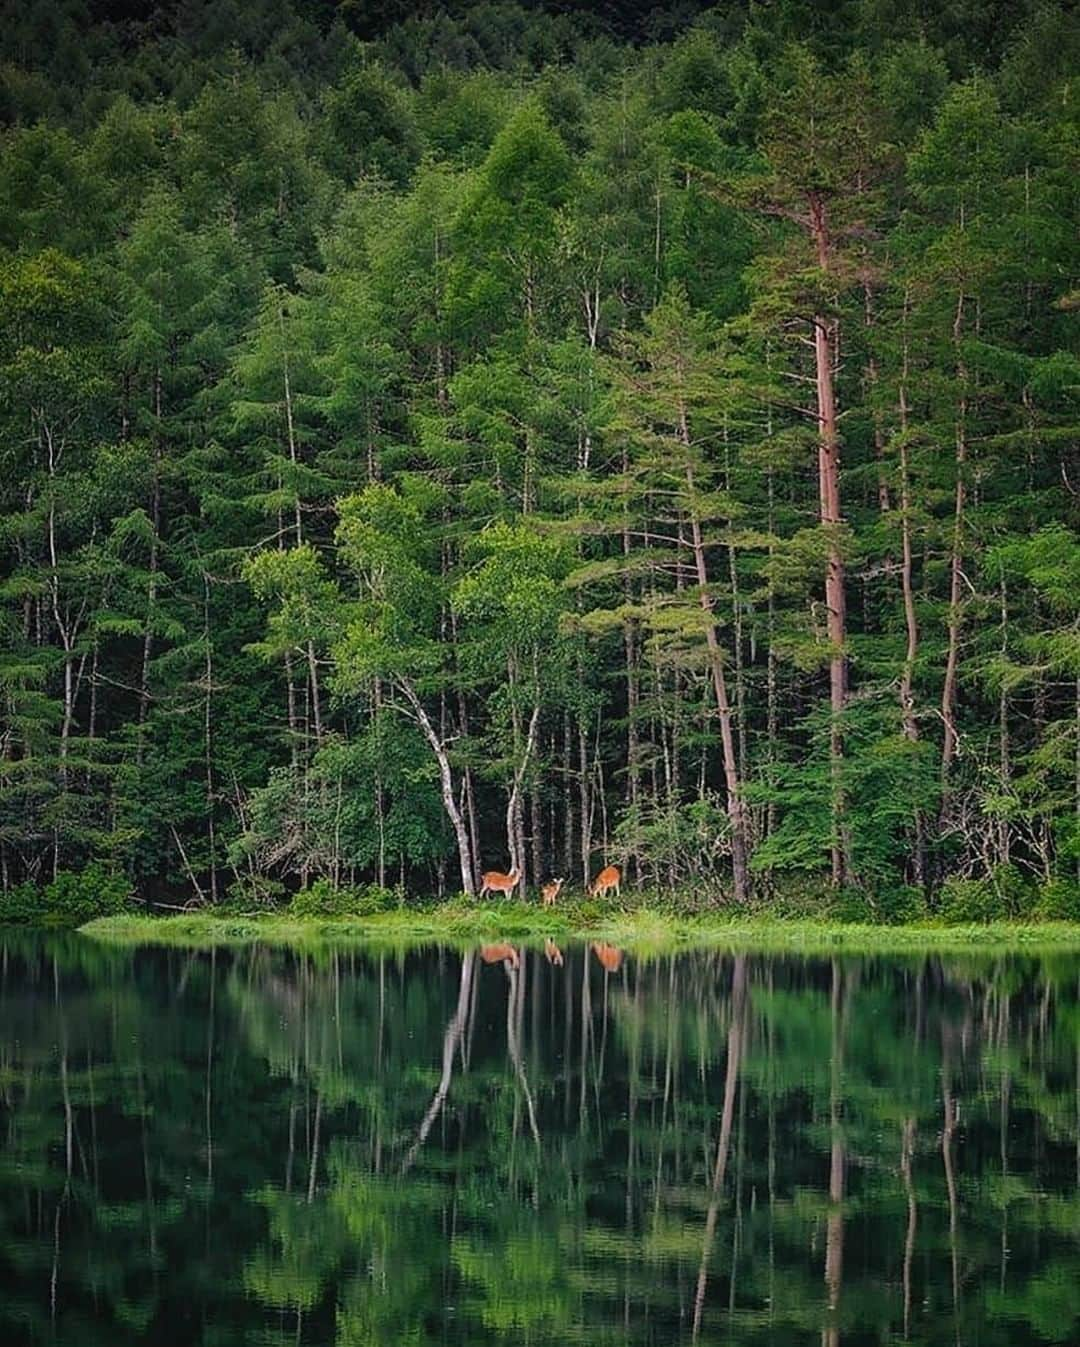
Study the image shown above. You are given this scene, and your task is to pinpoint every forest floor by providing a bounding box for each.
[81,909,1080,953]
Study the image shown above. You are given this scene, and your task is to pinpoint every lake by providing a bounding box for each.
[1,933,1077,1346]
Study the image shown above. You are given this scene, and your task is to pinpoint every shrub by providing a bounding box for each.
[938,875,1006,925]
[0,882,45,925]
[223,875,286,909]
[0,864,132,927]
[872,884,928,925]
[758,873,834,919]
[1033,878,1080,921]
[567,897,612,927]
[288,880,398,918]
[830,887,874,923]
[989,863,1036,918]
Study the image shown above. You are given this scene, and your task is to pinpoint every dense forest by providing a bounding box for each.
[1,0,1078,913]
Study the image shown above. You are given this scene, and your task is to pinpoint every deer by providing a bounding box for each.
[592,942,623,974]
[540,876,565,906]
[544,938,564,967]
[588,864,621,901]
[480,942,520,970]
[479,868,520,900]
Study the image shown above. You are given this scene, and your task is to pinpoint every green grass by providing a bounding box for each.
[80,907,1080,955]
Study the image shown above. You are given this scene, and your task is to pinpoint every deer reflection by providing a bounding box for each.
[544,938,563,967]
[480,941,520,970]
[591,942,623,974]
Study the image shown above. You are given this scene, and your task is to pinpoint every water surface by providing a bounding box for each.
[1,933,1078,1345]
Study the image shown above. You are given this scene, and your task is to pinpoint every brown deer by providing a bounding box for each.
[479,868,520,899]
[544,938,564,967]
[592,942,623,974]
[480,942,520,970]
[588,864,621,901]
[540,876,565,906]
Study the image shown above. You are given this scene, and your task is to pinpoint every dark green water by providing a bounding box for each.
[1,934,1078,1346]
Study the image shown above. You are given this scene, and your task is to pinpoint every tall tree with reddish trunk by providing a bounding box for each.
[723,53,886,885]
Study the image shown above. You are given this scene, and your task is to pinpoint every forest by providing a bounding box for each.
[1,0,1078,917]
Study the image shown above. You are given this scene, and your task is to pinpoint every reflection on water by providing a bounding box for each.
[1,932,1078,1346]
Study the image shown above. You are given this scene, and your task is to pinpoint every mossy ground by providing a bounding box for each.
[81,906,1080,955]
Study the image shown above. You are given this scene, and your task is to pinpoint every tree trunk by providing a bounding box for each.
[399,678,476,895]
[138,373,163,765]
[203,572,218,903]
[622,460,641,883]
[897,300,925,887]
[810,197,848,888]
[506,700,541,895]
[996,566,1012,866]
[724,421,748,779]
[578,715,592,887]
[941,294,968,785]
[680,446,751,905]
[766,448,778,841]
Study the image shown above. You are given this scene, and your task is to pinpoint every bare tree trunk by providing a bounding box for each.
[941,294,968,786]
[578,707,592,887]
[810,198,848,887]
[723,421,748,779]
[400,679,476,895]
[563,710,574,879]
[449,605,480,886]
[682,455,751,905]
[277,297,324,747]
[998,566,1011,867]
[203,572,218,903]
[622,463,641,883]
[138,372,163,764]
[506,700,541,895]
[897,299,925,887]
[766,462,778,841]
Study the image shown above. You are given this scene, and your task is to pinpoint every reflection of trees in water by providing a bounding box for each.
[0,933,1078,1345]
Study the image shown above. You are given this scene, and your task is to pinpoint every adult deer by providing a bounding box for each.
[544,938,564,967]
[480,942,520,970]
[540,877,565,906]
[588,864,621,901]
[479,868,520,899]
[592,942,623,974]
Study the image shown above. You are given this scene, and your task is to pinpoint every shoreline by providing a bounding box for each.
[77,910,1080,954]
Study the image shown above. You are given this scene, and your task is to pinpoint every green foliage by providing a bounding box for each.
[0,882,47,925]
[1035,879,1080,923]
[0,0,1076,921]
[614,794,732,895]
[288,879,400,918]
[1,863,131,927]
[938,876,1007,925]
[828,881,929,925]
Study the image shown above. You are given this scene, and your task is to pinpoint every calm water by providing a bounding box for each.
[1,934,1078,1346]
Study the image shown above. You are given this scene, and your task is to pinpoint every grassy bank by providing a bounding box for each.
[80,908,1080,954]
